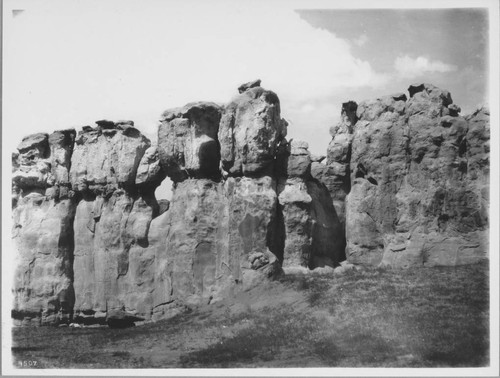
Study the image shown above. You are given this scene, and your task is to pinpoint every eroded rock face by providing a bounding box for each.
[278,140,343,268]
[339,84,489,267]
[12,121,154,325]
[158,102,222,182]
[12,195,76,326]
[70,122,149,194]
[11,81,489,326]
[154,179,225,309]
[310,101,358,259]
[67,121,156,322]
[12,130,78,325]
[219,85,287,176]
[278,178,313,267]
[12,129,76,197]
[13,133,52,191]
[72,192,157,321]
[345,93,409,265]
[49,129,77,186]
[136,146,166,189]
[222,176,283,283]
[153,175,283,318]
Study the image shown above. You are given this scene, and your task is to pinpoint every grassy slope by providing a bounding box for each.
[11,262,489,368]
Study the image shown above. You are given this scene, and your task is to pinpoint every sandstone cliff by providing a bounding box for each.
[317,83,489,267]
[11,82,489,326]
[12,81,343,325]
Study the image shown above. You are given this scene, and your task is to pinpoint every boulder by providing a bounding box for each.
[106,309,145,328]
[70,121,150,194]
[13,133,52,190]
[407,83,452,118]
[158,199,170,215]
[286,140,311,178]
[135,146,166,189]
[238,79,262,94]
[158,102,222,182]
[219,83,287,176]
[310,154,326,163]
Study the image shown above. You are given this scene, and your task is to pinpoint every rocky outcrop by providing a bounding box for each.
[11,81,489,326]
[319,83,490,267]
[12,131,77,326]
[278,140,344,268]
[70,121,149,194]
[135,146,166,189]
[11,81,343,326]
[69,123,157,323]
[278,140,313,267]
[72,191,158,321]
[346,92,409,265]
[158,103,222,182]
[154,84,290,313]
[12,122,155,325]
[12,195,76,326]
[310,101,358,262]
[219,86,287,176]
[12,130,77,197]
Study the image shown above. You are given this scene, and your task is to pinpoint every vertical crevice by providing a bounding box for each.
[57,196,79,323]
[266,200,286,264]
[306,179,344,268]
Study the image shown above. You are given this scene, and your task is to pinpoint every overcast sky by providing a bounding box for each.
[2,0,493,159]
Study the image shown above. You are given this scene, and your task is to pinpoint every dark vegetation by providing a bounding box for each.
[12,262,489,368]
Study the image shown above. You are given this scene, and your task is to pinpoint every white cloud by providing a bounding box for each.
[394,55,457,79]
[3,0,388,155]
[353,33,368,47]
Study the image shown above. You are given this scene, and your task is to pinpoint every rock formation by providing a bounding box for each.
[278,140,343,268]
[11,81,489,326]
[158,102,222,182]
[11,81,342,326]
[317,83,489,267]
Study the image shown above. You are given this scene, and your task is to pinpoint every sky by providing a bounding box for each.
[2,2,500,370]
[2,0,495,199]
